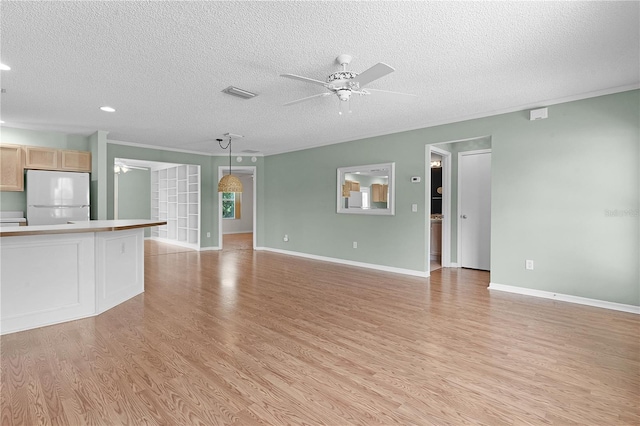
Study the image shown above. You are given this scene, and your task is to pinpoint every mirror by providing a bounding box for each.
[337,162,395,215]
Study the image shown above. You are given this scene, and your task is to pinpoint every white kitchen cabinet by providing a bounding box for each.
[0,220,161,335]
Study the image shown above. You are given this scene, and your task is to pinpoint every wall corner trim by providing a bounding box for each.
[261,247,428,278]
[488,282,640,314]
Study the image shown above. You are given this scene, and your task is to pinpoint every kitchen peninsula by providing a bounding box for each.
[0,220,166,335]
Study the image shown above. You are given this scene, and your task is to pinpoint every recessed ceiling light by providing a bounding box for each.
[0,120,4,124]
[100,106,116,112]
[0,63,10,71]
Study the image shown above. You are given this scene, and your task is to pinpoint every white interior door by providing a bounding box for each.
[459,150,491,270]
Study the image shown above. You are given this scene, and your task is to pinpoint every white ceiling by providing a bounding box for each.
[1,1,638,156]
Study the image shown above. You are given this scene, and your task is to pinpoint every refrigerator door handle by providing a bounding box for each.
[31,205,91,208]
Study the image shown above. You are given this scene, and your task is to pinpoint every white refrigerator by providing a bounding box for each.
[27,170,90,225]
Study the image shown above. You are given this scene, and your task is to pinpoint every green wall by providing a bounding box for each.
[264,90,639,306]
[265,136,428,271]
[116,168,151,237]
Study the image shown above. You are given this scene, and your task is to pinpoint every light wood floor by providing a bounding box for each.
[1,240,638,425]
[222,233,254,251]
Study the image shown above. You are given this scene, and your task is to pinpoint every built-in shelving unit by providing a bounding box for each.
[151,164,200,249]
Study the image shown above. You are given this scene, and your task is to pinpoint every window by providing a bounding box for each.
[222,192,241,219]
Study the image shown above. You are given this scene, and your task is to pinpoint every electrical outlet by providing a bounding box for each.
[206,232,211,238]
[526,260,534,270]
[411,204,418,212]
[353,241,358,249]
[283,234,289,242]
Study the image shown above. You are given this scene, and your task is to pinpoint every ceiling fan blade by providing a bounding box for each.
[365,88,417,97]
[280,73,329,87]
[283,92,332,106]
[353,62,395,87]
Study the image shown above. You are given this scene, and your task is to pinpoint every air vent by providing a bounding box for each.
[221,86,257,99]
[242,149,260,154]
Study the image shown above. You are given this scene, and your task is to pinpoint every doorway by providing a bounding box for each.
[114,158,202,249]
[427,137,492,273]
[427,146,452,272]
[429,152,443,271]
[217,166,257,250]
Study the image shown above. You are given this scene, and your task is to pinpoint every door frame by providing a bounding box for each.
[457,148,492,269]
[427,145,452,270]
[217,165,257,250]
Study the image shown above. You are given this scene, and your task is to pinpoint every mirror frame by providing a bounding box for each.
[336,162,395,215]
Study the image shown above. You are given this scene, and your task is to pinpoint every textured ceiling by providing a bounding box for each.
[1,1,638,156]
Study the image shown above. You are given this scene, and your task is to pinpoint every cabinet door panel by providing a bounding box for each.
[61,150,91,172]
[25,146,59,169]
[0,145,24,191]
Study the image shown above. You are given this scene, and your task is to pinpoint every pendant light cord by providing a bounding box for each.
[217,137,233,176]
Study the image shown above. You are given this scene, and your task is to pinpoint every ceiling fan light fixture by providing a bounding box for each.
[338,99,352,116]
[336,89,351,101]
[114,163,129,174]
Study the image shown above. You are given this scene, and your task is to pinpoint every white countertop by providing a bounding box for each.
[0,219,166,237]
[0,218,27,223]
[0,211,26,223]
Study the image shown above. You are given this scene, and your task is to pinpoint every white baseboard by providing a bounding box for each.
[149,236,220,251]
[150,237,199,251]
[489,282,640,314]
[259,247,428,278]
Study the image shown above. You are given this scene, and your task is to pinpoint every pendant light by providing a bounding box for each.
[217,134,243,193]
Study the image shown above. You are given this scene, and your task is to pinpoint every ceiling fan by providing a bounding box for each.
[114,161,148,174]
[281,54,416,112]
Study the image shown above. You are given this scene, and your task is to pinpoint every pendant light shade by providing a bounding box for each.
[218,174,243,193]
[217,134,243,193]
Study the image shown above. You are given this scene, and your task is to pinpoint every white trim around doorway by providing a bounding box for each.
[427,145,452,271]
[217,166,257,250]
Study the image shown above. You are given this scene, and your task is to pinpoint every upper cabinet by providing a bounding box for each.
[371,183,388,203]
[60,150,92,172]
[342,180,360,197]
[0,144,25,191]
[0,144,92,191]
[24,146,59,170]
[25,146,91,172]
